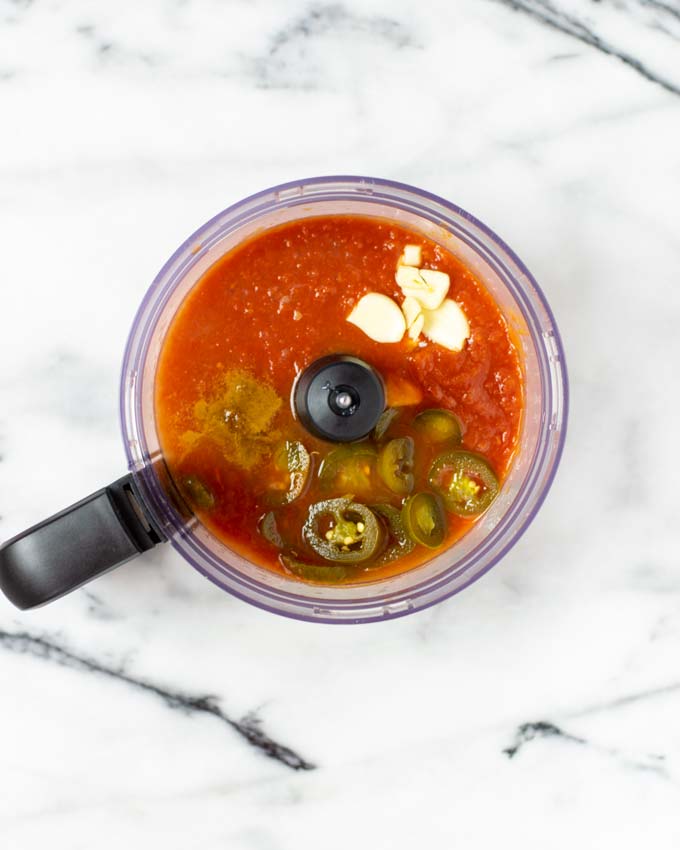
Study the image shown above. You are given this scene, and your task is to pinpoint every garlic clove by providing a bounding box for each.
[421,299,470,351]
[398,244,422,267]
[347,292,406,343]
[395,264,423,289]
[395,266,450,311]
[401,296,423,330]
[408,312,425,341]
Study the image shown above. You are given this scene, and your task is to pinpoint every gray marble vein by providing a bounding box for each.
[570,680,680,717]
[0,629,316,771]
[503,676,680,780]
[491,0,680,94]
[252,3,420,90]
[504,720,586,757]
[504,720,670,778]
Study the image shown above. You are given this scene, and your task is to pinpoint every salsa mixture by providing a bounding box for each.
[155,216,523,583]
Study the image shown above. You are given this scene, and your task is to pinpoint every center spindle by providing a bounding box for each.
[293,355,385,442]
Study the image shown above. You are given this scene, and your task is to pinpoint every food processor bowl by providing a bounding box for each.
[119,176,568,623]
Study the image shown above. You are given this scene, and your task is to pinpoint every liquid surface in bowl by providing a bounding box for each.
[155,215,523,583]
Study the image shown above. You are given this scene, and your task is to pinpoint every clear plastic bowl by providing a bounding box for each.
[120,176,568,624]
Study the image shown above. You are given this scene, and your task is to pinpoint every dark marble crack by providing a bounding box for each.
[504,716,670,779]
[504,720,586,757]
[490,0,680,96]
[0,629,316,772]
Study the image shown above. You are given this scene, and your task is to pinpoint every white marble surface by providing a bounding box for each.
[1,0,680,846]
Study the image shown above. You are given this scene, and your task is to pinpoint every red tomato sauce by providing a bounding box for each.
[155,216,523,581]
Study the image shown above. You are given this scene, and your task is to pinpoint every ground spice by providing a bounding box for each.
[181,369,282,470]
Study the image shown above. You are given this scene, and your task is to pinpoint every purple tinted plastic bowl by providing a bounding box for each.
[120,176,568,624]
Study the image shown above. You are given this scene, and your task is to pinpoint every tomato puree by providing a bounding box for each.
[155,216,523,582]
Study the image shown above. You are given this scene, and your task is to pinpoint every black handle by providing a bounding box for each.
[0,475,165,610]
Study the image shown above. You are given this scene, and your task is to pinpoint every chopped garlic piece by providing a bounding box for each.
[408,312,425,340]
[398,244,422,267]
[395,266,450,311]
[401,296,423,330]
[347,292,406,343]
[421,299,470,351]
[396,265,423,289]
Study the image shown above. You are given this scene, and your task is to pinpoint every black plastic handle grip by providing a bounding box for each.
[0,475,165,610]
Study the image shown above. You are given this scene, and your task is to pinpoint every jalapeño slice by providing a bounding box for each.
[428,450,499,516]
[270,440,311,504]
[401,492,447,549]
[281,555,348,583]
[372,407,400,442]
[259,511,285,549]
[413,409,462,445]
[318,443,377,494]
[180,475,215,511]
[378,437,415,495]
[303,498,384,564]
[370,503,416,566]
